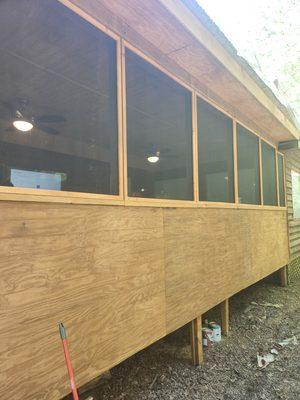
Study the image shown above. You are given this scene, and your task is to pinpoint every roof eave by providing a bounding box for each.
[157,0,300,140]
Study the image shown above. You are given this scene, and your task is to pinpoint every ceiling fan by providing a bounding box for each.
[0,99,66,134]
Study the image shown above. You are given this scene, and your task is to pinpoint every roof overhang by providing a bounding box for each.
[62,0,300,143]
[158,0,299,141]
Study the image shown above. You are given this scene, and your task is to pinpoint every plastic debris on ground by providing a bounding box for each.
[257,351,275,368]
[278,336,298,347]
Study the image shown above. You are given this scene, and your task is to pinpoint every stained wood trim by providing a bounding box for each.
[275,150,280,206]
[0,187,287,209]
[233,120,239,204]
[125,198,197,208]
[0,186,121,201]
[198,201,236,209]
[192,91,199,201]
[120,39,128,201]
[237,204,286,211]
[117,38,125,199]
[259,137,264,205]
[282,153,287,206]
[0,190,124,206]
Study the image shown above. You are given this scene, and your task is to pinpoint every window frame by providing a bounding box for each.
[196,94,235,206]
[0,0,124,206]
[123,40,197,207]
[277,151,286,207]
[0,0,287,211]
[260,137,278,207]
[236,121,262,207]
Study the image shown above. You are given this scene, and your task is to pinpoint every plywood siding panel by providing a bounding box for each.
[0,202,288,399]
[0,202,166,400]
[164,208,288,333]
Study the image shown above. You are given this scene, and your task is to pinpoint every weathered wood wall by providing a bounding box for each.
[0,202,289,399]
[284,149,300,260]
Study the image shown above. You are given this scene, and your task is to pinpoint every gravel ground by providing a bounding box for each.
[76,277,300,400]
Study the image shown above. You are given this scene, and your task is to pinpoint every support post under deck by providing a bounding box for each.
[279,265,288,287]
[220,298,230,336]
[190,316,204,365]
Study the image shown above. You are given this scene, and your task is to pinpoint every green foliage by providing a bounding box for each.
[198,0,300,122]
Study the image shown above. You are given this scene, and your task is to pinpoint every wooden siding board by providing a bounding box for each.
[284,149,300,260]
[163,208,288,333]
[0,202,167,399]
[0,202,289,399]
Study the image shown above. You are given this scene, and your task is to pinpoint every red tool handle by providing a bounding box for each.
[59,323,79,400]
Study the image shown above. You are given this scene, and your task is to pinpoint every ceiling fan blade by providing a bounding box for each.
[40,126,60,135]
[36,114,66,124]
[36,123,60,135]
[0,100,15,114]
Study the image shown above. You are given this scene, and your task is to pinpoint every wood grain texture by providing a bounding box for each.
[190,316,203,365]
[0,202,166,400]
[220,299,229,335]
[283,149,300,260]
[0,203,288,399]
[163,208,289,332]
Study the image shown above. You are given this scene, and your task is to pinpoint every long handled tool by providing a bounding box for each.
[59,322,79,400]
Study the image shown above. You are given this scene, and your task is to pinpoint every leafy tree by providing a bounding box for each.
[198,0,300,121]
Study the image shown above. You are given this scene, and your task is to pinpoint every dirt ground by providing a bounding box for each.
[76,277,300,400]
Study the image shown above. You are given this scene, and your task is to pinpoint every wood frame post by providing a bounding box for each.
[190,316,203,365]
[279,265,288,287]
[220,298,229,335]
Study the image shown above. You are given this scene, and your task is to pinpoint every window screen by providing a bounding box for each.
[261,141,277,206]
[277,154,285,207]
[126,49,193,200]
[197,98,234,203]
[237,124,260,205]
[0,0,119,195]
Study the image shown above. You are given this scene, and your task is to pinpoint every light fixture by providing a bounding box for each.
[147,151,160,163]
[13,119,33,132]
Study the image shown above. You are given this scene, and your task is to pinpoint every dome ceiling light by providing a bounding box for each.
[147,151,160,163]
